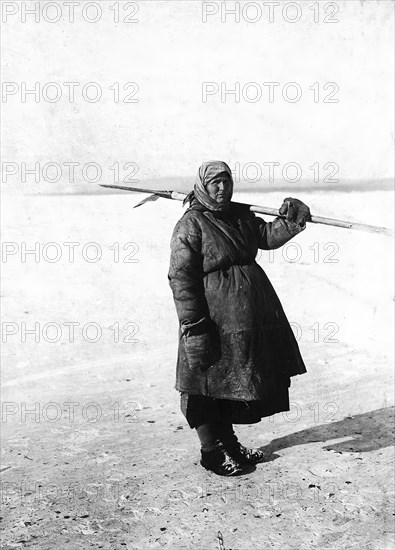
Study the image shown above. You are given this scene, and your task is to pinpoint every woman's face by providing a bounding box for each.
[205,172,232,204]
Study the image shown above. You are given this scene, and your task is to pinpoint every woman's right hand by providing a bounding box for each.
[181,319,221,372]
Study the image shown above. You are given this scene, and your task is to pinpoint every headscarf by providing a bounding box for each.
[183,160,234,211]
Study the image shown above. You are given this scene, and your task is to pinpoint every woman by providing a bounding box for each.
[168,160,310,476]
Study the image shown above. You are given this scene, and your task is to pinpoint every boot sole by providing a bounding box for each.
[200,459,244,476]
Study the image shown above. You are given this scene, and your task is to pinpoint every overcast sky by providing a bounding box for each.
[2,1,394,184]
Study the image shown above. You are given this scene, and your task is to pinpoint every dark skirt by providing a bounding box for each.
[181,375,290,428]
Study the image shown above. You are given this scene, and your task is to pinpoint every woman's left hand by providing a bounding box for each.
[279,197,311,228]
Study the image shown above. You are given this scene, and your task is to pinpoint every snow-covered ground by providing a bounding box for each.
[1,184,394,549]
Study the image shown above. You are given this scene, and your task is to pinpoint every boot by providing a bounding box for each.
[200,443,244,476]
[227,442,266,466]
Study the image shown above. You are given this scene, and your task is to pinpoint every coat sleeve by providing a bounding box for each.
[168,216,210,327]
[253,214,305,250]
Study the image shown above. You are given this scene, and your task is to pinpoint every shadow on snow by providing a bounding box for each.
[260,406,394,461]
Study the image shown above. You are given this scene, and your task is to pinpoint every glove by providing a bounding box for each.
[181,318,221,372]
[279,197,311,229]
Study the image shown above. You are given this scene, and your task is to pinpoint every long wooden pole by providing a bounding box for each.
[99,185,392,236]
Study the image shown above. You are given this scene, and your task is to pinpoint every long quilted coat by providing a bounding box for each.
[168,199,306,402]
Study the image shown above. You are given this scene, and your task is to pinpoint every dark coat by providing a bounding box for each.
[168,200,306,401]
